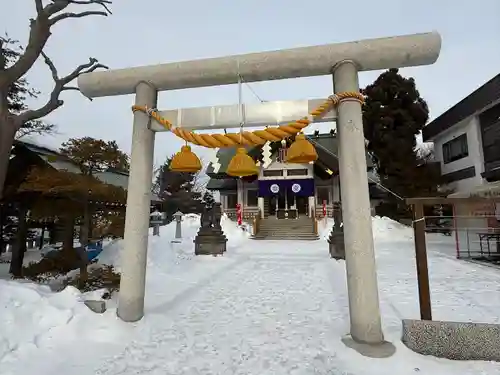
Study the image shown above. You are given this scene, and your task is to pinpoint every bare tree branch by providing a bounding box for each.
[0,0,112,87]
[34,0,44,14]
[41,50,58,81]
[0,38,6,71]
[1,18,51,87]
[66,0,112,14]
[61,86,84,93]
[50,10,109,24]
[16,51,108,124]
[49,0,112,24]
[44,0,111,17]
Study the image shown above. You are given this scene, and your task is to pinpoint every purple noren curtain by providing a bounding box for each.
[258,179,315,197]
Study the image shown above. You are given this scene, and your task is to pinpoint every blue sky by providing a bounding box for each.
[5,0,500,168]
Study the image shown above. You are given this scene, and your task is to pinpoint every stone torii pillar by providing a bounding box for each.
[332,60,383,345]
[117,81,157,322]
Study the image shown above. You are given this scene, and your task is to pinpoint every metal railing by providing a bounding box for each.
[424,214,500,262]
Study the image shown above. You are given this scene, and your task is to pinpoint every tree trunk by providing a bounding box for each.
[62,215,75,254]
[79,200,91,247]
[0,122,18,200]
[0,203,4,254]
[62,214,88,282]
[9,205,28,277]
[39,225,45,249]
[49,223,57,244]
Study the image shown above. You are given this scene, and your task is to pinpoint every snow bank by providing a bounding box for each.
[99,213,250,271]
[0,214,426,373]
[372,215,413,241]
[2,213,240,362]
[0,281,75,355]
[0,280,130,362]
[316,215,413,242]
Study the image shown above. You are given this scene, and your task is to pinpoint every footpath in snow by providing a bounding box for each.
[1,215,500,374]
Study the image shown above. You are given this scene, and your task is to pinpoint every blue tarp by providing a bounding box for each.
[41,240,105,262]
[85,240,104,261]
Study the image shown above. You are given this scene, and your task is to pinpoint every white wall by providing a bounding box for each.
[433,115,485,193]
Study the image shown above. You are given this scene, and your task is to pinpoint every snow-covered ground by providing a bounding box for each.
[1,214,500,374]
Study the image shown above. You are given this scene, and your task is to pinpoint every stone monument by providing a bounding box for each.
[211,203,227,252]
[172,211,183,243]
[194,203,227,255]
[328,202,345,259]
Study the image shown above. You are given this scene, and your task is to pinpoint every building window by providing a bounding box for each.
[246,189,258,206]
[442,134,468,164]
[287,169,308,176]
[263,170,283,177]
[316,187,330,204]
[226,193,238,209]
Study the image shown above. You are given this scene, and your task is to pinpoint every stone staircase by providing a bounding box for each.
[252,216,319,240]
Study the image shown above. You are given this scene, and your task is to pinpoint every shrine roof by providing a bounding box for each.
[205,133,373,178]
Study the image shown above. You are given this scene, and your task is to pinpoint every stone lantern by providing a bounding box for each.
[172,211,183,242]
[150,210,163,236]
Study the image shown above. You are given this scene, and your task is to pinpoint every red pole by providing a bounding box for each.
[236,203,242,226]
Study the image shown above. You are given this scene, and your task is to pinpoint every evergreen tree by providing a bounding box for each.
[362,68,443,219]
[156,157,203,221]
[3,38,56,139]
[60,137,130,175]
[59,136,129,246]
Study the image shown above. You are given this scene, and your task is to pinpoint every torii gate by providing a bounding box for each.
[77,32,441,346]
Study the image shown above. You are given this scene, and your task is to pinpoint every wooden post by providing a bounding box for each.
[412,202,432,320]
[0,203,4,254]
[39,225,45,249]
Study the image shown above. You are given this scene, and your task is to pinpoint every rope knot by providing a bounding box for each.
[145,106,158,117]
[328,94,338,105]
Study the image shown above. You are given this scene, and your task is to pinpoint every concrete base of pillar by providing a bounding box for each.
[328,231,345,260]
[194,238,227,255]
[211,228,227,252]
[194,228,227,256]
[84,300,107,314]
[341,335,396,358]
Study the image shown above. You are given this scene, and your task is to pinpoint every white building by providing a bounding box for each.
[422,73,500,194]
[422,74,500,258]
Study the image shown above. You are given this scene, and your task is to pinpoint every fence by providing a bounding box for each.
[223,207,259,221]
[424,210,500,263]
[406,196,500,321]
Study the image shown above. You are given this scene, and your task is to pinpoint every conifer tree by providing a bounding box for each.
[156,156,203,220]
[362,68,443,219]
[60,137,129,176]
